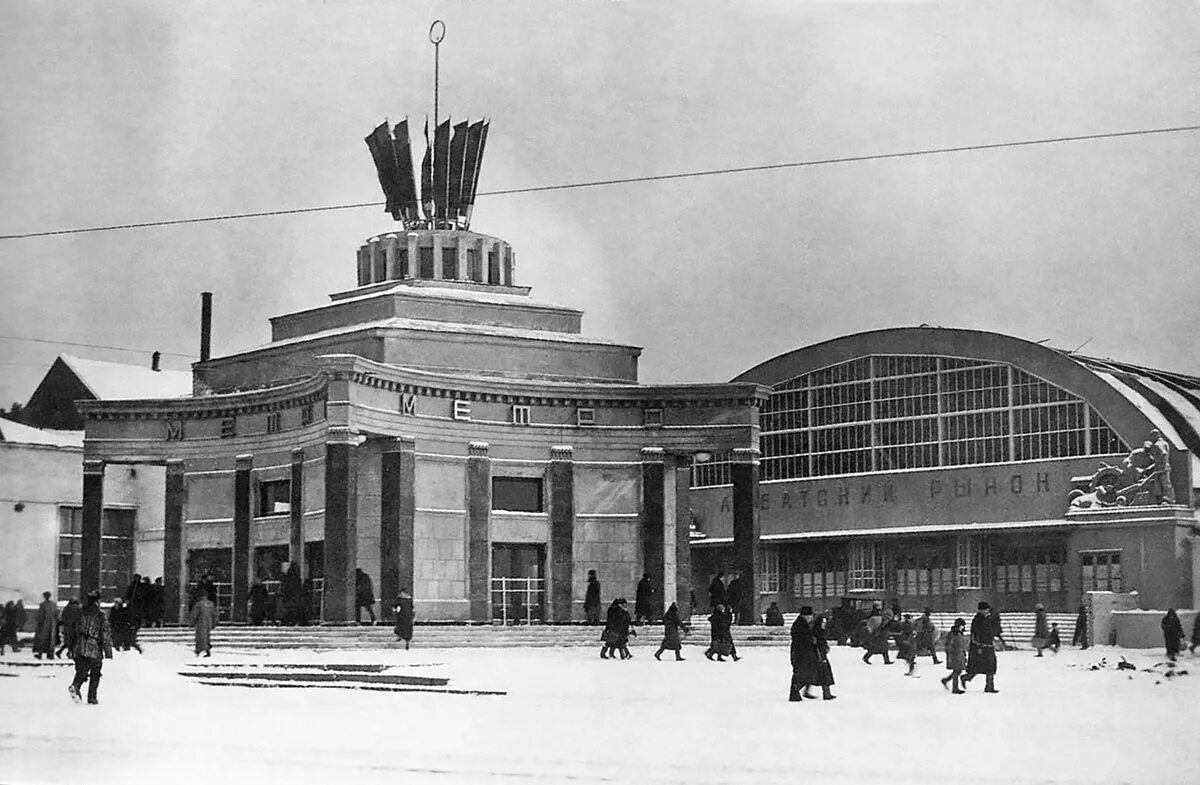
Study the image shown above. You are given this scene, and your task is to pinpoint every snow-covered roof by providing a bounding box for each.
[321,281,578,314]
[0,417,83,448]
[59,354,193,400]
[252,316,638,352]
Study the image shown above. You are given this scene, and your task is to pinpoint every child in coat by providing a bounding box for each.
[940,617,967,694]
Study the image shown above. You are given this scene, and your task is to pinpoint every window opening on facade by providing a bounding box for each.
[512,405,531,425]
[257,479,291,516]
[265,411,281,434]
[418,246,435,278]
[442,246,459,279]
[644,408,664,427]
[956,535,986,589]
[792,549,849,599]
[576,407,595,426]
[396,248,409,279]
[58,506,135,602]
[372,250,386,283]
[759,355,1128,481]
[691,451,732,488]
[1081,550,1122,592]
[186,547,233,621]
[849,541,885,591]
[487,248,500,284]
[490,543,545,623]
[453,400,471,420]
[466,248,481,281]
[759,548,783,593]
[492,476,544,513]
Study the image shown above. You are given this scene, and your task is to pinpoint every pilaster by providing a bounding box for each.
[466,441,491,622]
[549,446,575,622]
[381,436,417,619]
[640,447,666,621]
[163,460,186,624]
[81,460,105,598]
[674,462,693,615]
[290,449,305,578]
[232,454,252,623]
[323,427,359,622]
[731,447,760,625]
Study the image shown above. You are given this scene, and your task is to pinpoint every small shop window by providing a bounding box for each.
[258,479,291,517]
[492,477,544,513]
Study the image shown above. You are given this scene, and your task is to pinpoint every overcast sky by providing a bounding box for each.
[2,0,1198,410]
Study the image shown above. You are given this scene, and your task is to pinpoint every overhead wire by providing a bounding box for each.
[0,333,196,358]
[1,123,1198,241]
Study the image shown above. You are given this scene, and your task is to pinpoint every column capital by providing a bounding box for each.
[83,459,105,476]
[731,447,761,464]
[468,441,489,457]
[327,425,357,445]
[235,454,254,470]
[385,436,417,453]
[640,446,666,463]
[291,448,305,462]
[165,458,185,470]
[550,445,574,461]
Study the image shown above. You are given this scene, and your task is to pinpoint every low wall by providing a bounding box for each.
[1112,609,1197,650]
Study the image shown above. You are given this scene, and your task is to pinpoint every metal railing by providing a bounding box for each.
[490,577,545,624]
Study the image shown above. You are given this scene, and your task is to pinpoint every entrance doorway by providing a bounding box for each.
[491,543,545,624]
[186,548,232,621]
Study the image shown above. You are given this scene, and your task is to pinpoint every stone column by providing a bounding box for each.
[289,449,305,577]
[323,427,359,622]
[466,441,491,622]
[80,460,105,598]
[549,446,575,622]
[380,436,417,620]
[384,236,398,280]
[432,240,444,281]
[674,461,693,616]
[731,447,760,625]
[163,460,185,624]
[368,238,382,283]
[232,454,252,623]
[406,234,418,280]
[640,447,666,621]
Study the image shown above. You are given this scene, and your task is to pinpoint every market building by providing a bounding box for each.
[690,327,1200,615]
[72,118,765,625]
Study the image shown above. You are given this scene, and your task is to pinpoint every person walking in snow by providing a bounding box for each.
[355,568,376,625]
[861,607,893,665]
[68,590,112,705]
[1032,604,1050,657]
[393,589,415,650]
[634,573,654,624]
[189,593,218,657]
[708,571,727,613]
[788,606,821,701]
[962,602,999,693]
[726,573,744,624]
[33,591,57,659]
[1046,622,1061,653]
[704,603,739,662]
[940,617,967,694]
[584,570,602,625]
[914,608,940,664]
[600,598,635,659]
[1161,609,1185,661]
[1072,604,1088,649]
[897,613,918,676]
[654,602,688,661]
[813,613,837,699]
[55,599,81,658]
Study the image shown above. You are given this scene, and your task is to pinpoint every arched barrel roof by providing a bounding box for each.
[735,327,1200,473]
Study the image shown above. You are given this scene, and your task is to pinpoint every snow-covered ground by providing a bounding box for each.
[1,642,1197,785]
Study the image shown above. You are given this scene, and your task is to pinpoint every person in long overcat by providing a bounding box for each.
[654,602,688,661]
[940,617,967,694]
[393,589,415,650]
[33,591,58,660]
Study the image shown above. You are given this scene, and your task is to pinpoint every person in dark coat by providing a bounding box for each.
[788,606,821,701]
[726,573,744,624]
[654,602,688,661]
[190,593,218,657]
[392,589,415,649]
[1032,604,1050,657]
[280,563,303,625]
[1161,609,1185,661]
[248,582,270,625]
[634,573,654,624]
[764,601,785,626]
[940,617,967,694]
[33,592,57,659]
[1047,622,1061,653]
[914,608,940,664]
[584,570,602,624]
[600,598,635,659]
[13,600,27,642]
[861,608,893,664]
[1072,604,1088,649]
[962,602,998,693]
[355,568,376,624]
[1190,613,1200,655]
[125,573,143,623]
[147,577,165,627]
[708,572,726,612]
[0,601,14,654]
[55,599,81,658]
[813,613,837,699]
[989,607,1007,651]
[109,598,142,653]
[68,590,112,705]
[897,613,917,676]
[704,603,739,662]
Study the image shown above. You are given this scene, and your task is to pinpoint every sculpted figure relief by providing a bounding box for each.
[1069,429,1176,509]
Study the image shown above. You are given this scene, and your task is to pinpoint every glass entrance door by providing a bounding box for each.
[491,543,545,624]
